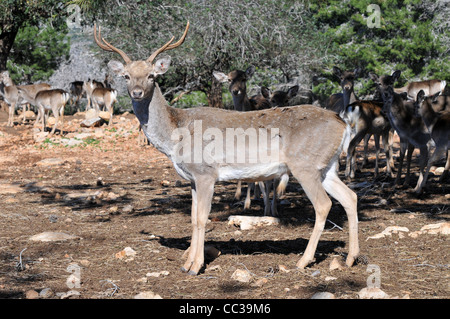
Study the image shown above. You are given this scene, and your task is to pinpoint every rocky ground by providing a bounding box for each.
[0,109,448,301]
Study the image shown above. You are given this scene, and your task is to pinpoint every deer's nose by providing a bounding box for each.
[131,89,144,99]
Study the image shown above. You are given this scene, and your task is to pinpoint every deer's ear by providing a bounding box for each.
[369,72,379,83]
[108,60,126,76]
[332,66,342,78]
[213,71,229,83]
[153,57,171,75]
[245,65,256,78]
[261,86,271,99]
[392,70,401,82]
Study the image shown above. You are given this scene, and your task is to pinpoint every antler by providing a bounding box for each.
[146,21,190,64]
[94,23,132,64]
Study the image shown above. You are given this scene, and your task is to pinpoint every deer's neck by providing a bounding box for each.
[133,83,179,157]
[232,93,252,112]
[343,89,358,108]
[420,102,438,132]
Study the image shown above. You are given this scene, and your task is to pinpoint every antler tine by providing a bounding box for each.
[94,23,132,64]
[146,36,175,65]
[146,21,190,64]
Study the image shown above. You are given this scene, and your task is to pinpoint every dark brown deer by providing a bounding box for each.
[95,21,359,275]
[415,90,450,185]
[344,100,394,179]
[325,67,360,116]
[371,71,432,193]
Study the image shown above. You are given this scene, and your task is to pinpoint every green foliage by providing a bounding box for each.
[310,0,450,98]
[7,22,70,83]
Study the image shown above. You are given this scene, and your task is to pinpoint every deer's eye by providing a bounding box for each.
[124,74,130,80]
[148,74,155,80]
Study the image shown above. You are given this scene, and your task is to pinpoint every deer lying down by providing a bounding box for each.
[94,21,360,275]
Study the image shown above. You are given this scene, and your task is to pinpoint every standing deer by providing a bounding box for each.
[0,71,49,126]
[344,100,394,179]
[259,85,299,108]
[35,89,70,137]
[371,71,432,193]
[325,67,360,116]
[69,81,85,112]
[94,21,360,275]
[415,90,450,186]
[394,79,446,100]
[213,68,288,216]
[91,87,118,125]
[83,79,104,110]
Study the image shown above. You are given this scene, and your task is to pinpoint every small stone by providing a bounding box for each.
[39,288,54,298]
[329,257,345,271]
[29,232,78,242]
[358,287,389,299]
[311,292,336,299]
[122,205,134,213]
[278,264,290,273]
[25,290,39,299]
[252,278,268,287]
[134,291,162,299]
[231,269,252,283]
[36,158,66,167]
[161,180,170,187]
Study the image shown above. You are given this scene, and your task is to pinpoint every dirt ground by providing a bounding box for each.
[0,109,448,301]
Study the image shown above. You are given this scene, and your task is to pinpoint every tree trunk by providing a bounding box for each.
[0,27,19,70]
[207,78,223,108]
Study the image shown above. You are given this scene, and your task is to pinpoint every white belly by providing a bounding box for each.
[217,162,288,182]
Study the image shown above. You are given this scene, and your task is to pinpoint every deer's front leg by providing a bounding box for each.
[181,177,215,275]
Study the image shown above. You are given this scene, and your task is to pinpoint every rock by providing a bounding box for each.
[366,226,409,240]
[115,247,136,259]
[59,290,80,299]
[329,257,346,270]
[24,110,36,119]
[39,288,54,298]
[311,292,336,299]
[134,291,163,299]
[228,215,280,230]
[161,180,170,187]
[0,183,22,194]
[358,287,389,299]
[99,111,111,121]
[146,271,169,278]
[29,232,79,242]
[25,290,39,299]
[434,167,445,176]
[84,109,97,120]
[36,158,66,167]
[231,269,252,283]
[420,222,450,235]
[252,278,268,287]
[80,117,103,128]
[122,205,134,213]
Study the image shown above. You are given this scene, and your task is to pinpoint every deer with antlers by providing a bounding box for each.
[94,21,360,275]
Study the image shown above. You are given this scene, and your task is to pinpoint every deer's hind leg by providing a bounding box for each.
[322,165,359,267]
[290,166,333,269]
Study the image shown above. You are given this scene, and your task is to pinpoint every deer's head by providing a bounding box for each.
[370,70,401,104]
[213,66,255,98]
[94,22,190,102]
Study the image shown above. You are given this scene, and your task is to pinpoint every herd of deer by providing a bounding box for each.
[1,21,448,276]
[0,71,118,136]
